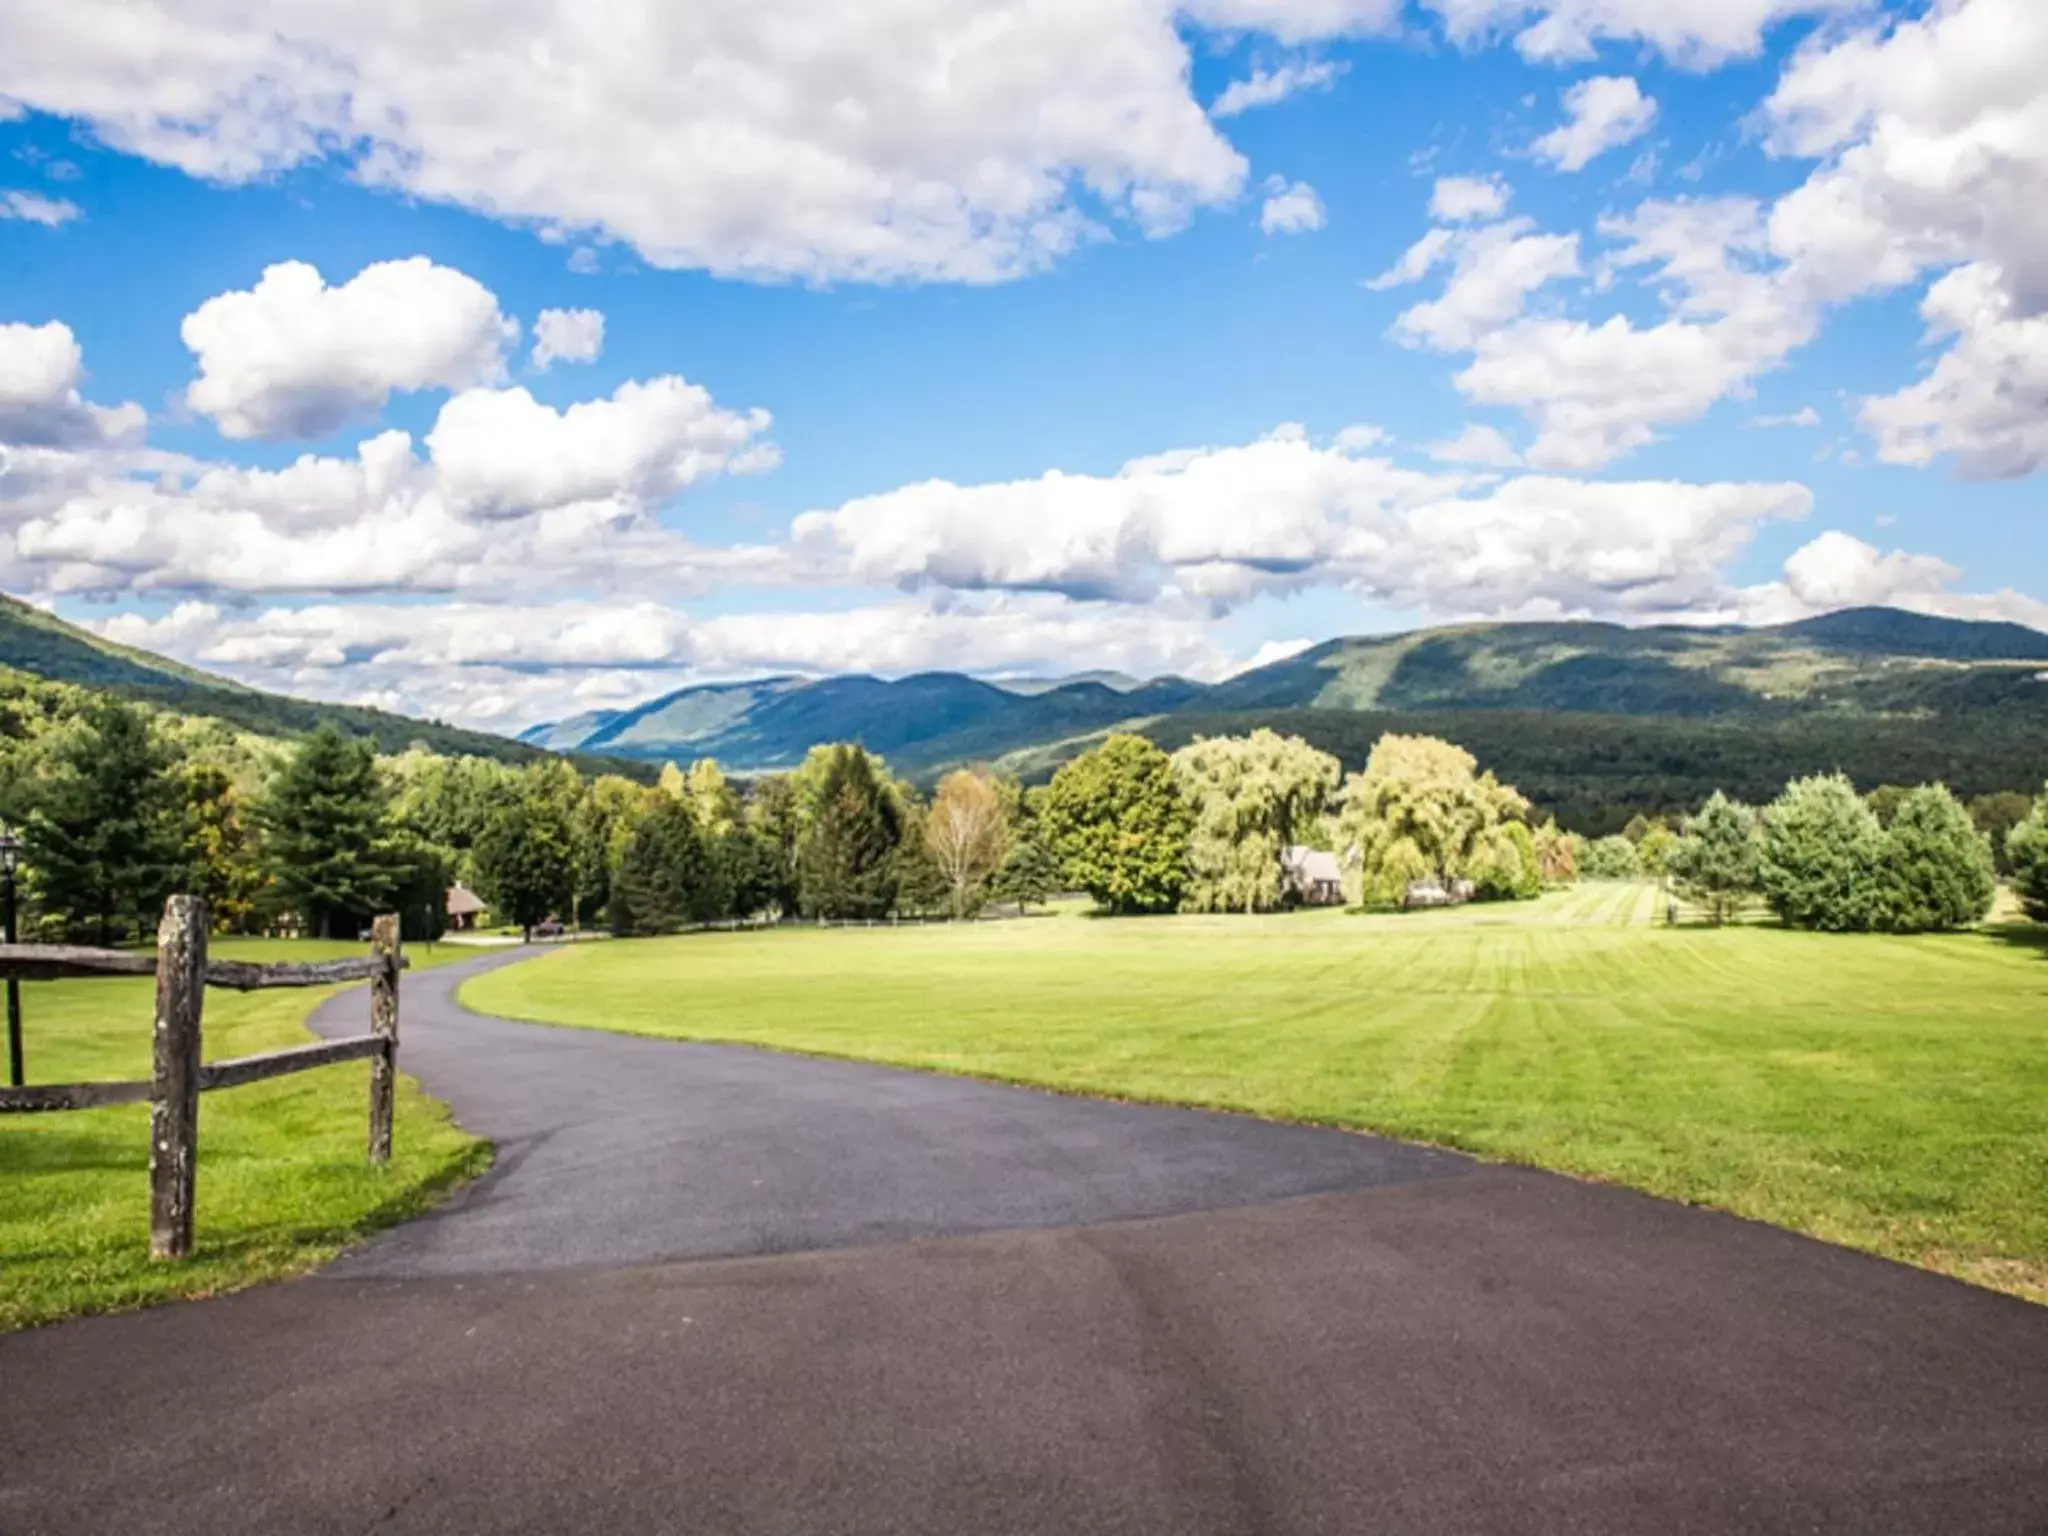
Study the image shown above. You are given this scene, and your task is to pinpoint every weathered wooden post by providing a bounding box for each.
[367,913,400,1164]
[150,895,208,1261]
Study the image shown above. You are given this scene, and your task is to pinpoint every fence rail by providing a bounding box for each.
[0,944,402,990]
[0,898,404,1260]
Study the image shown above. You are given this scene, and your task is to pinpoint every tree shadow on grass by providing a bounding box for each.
[1980,920,2048,960]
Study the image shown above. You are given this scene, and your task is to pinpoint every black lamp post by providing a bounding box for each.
[1,822,21,1087]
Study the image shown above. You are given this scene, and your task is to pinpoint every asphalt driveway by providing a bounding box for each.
[3,947,2045,1535]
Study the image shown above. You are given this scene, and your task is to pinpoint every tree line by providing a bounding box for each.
[5,689,2039,943]
[1574,774,2048,933]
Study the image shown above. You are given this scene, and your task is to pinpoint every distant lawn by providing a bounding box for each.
[0,939,488,1332]
[465,885,2048,1304]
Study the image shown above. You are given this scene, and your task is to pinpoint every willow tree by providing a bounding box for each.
[1333,733,1533,907]
[1170,730,1341,914]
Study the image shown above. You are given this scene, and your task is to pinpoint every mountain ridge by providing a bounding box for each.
[519,606,2048,772]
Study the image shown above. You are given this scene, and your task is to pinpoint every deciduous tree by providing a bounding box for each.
[1332,734,1531,906]
[925,768,1012,917]
[1171,730,1340,914]
[1040,734,1191,914]
[474,764,578,941]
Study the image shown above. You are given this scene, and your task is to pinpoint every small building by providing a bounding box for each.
[447,884,489,931]
[1281,845,1345,906]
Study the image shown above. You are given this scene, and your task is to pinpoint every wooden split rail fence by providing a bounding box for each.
[0,895,406,1261]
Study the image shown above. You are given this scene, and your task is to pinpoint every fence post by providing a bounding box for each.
[149,894,208,1261]
[368,913,399,1165]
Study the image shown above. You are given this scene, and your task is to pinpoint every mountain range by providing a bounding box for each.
[1,595,2043,831]
[520,607,2048,774]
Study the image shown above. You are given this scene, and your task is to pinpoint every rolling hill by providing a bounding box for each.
[4,593,2043,830]
[521,607,2048,780]
[0,594,555,765]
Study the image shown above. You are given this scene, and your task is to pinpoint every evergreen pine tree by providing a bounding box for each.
[259,724,399,938]
[796,746,902,919]
[21,697,184,943]
[609,796,712,936]
[1666,792,1760,924]
[1879,784,1996,932]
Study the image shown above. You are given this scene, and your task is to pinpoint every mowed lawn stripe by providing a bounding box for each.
[464,894,2048,1302]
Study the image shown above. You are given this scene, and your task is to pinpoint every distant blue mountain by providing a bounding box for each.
[516,606,2048,773]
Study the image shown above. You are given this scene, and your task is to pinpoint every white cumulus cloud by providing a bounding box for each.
[0,320,145,449]
[181,258,519,439]
[0,0,1422,285]
[1424,0,1851,67]
[1260,177,1327,235]
[1531,76,1657,172]
[530,308,605,371]
[1429,175,1510,223]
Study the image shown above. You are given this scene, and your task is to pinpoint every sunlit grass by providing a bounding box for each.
[0,939,487,1331]
[467,886,2048,1303]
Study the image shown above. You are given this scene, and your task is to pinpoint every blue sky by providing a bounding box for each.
[0,0,2042,731]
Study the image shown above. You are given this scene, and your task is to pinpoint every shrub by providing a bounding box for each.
[2008,787,2048,923]
[1578,834,1641,881]
[1759,774,1885,932]
[1877,784,1996,932]
[1666,791,1759,924]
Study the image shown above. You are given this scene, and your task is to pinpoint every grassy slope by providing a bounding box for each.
[465,888,2048,1303]
[0,940,488,1331]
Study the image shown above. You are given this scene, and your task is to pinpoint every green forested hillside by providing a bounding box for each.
[0,595,547,763]
[996,707,2048,836]
[5,590,2044,832]
[518,607,2048,777]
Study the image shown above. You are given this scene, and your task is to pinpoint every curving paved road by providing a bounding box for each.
[3,947,2047,1535]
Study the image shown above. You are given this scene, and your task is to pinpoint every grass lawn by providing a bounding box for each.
[0,939,488,1332]
[465,884,2048,1303]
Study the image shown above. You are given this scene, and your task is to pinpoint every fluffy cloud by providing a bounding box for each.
[793,423,1812,618]
[1425,0,1849,66]
[1381,196,1818,468]
[427,377,777,520]
[0,321,144,449]
[2,325,780,600]
[530,308,605,370]
[0,0,1421,284]
[1259,177,1327,235]
[1378,219,1582,351]
[86,593,1239,728]
[1765,0,2048,477]
[1861,265,2048,479]
[1531,76,1656,172]
[1210,58,1346,118]
[1730,530,2048,631]
[1429,175,1510,223]
[0,190,81,225]
[182,259,518,439]
[1426,423,1522,467]
[1778,530,1958,611]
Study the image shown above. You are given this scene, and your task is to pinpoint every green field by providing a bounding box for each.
[466,886,2048,1303]
[0,940,488,1332]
